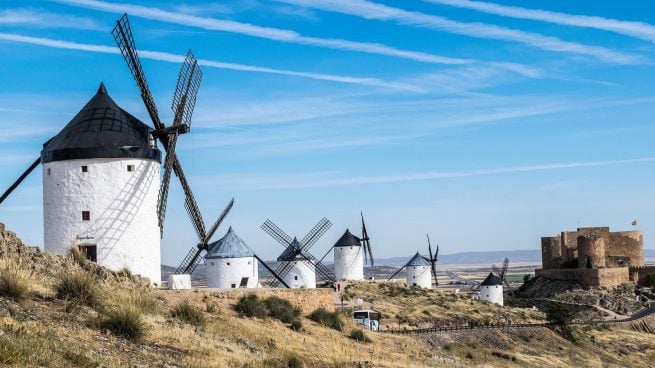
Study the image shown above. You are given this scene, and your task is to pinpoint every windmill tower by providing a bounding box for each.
[204,227,258,289]
[331,213,374,281]
[479,272,504,306]
[261,218,335,289]
[0,14,205,285]
[386,235,438,289]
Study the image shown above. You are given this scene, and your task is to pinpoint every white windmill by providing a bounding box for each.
[204,227,258,289]
[387,235,439,289]
[328,213,374,281]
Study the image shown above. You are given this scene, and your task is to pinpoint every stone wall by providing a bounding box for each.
[535,267,629,288]
[210,288,334,313]
[629,266,655,286]
[608,231,644,267]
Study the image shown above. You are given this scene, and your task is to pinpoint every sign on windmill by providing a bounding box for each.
[261,218,335,289]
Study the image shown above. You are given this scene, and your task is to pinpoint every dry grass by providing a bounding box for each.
[55,270,100,307]
[0,258,33,302]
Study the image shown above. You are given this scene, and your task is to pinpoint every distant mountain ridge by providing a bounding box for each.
[370,249,655,266]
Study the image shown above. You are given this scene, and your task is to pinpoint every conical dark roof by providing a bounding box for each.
[334,229,361,248]
[277,237,310,262]
[205,227,254,259]
[407,252,430,266]
[480,272,502,286]
[41,83,161,163]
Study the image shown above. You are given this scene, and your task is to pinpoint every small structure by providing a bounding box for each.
[277,238,317,289]
[168,274,191,290]
[204,227,258,289]
[479,272,504,306]
[333,229,364,281]
[353,309,380,331]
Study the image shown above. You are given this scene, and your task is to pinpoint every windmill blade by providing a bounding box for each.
[266,258,296,287]
[112,13,163,130]
[491,263,501,276]
[175,246,204,275]
[300,250,335,282]
[0,157,40,206]
[156,132,179,235]
[172,158,206,241]
[253,254,290,288]
[205,198,235,242]
[261,220,293,247]
[500,257,509,279]
[361,212,374,266]
[299,217,332,252]
[171,50,202,130]
[386,266,405,281]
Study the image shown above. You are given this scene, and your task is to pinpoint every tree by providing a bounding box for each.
[523,274,531,284]
[546,303,573,326]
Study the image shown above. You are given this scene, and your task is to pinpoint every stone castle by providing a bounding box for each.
[537,226,655,287]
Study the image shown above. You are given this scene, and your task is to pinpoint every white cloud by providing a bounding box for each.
[0,8,103,30]
[278,0,640,64]
[0,32,422,91]
[54,0,471,65]
[203,157,655,190]
[425,0,655,42]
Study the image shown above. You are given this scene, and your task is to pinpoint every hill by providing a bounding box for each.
[2,225,655,367]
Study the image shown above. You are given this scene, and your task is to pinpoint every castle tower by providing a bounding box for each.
[42,83,162,284]
[541,236,562,269]
[577,235,606,269]
[479,272,503,306]
[204,227,258,289]
[405,252,432,289]
[333,229,364,281]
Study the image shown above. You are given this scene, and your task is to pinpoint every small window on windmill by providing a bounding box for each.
[231,284,236,288]
[127,165,135,172]
[47,168,51,176]
[227,262,231,266]
[82,211,90,221]
[81,165,88,173]
[294,276,298,281]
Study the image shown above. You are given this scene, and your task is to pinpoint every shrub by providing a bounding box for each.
[0,259,30,302]
[234,294,267,319]
[0,325,54,365]
[349,328,371,343]
[264,296,301,324]
[308,308,344,331]
[286,354,304,368]
[55,271,99,307]
[67,247,87,266]
[171,300,205,327]
[644,274,655,288]
[98,305,146,341]
[523,274,530,284]
[290,319,303,331]
[120,289,159,314]
[546,303,573,326]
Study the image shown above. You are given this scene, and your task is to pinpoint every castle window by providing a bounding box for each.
[82,211,91,221]
[81,166,88,173]
[127,165,135,172]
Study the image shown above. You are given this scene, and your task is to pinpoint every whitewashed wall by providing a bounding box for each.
[405,265,432,289]
[282,261,316,289]
[334,246,364,281]
[205,256,258,289]
[480,285,504,306]
[43,158,161,284]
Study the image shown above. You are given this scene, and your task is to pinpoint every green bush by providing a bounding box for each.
[546,303,573,326]
[98,305,146,341]
[290,319,303,331]
[308,307,344,331]
[234,294,267,318]
[171,300,206,327]
[55,272,99,307]
[0,260,30,302]
[644,274,655,288]
[349,328,371,343]
[264,296,301,323]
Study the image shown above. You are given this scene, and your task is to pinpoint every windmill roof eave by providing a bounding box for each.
[333,229,361,247]
[480,272,503,286]
[205,227,255,259]
[41,83,161,164]
[407,252,430,266]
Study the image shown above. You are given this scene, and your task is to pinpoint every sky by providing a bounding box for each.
[0,0,654,266]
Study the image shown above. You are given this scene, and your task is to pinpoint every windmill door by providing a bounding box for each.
[79,244,97,262]
[239,277,249,288]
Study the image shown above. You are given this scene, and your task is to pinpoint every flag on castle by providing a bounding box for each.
[631,219,638,226]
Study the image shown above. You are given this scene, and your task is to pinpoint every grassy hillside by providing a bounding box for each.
[1,227,655,367]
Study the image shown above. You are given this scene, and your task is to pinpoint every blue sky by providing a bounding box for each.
[1,0,654,265]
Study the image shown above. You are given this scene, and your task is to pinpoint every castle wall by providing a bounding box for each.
[535,267,629,287]
[541,236,561,269]
[608,231,644,267]
[629,266,655,286]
